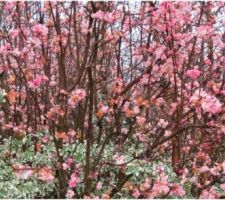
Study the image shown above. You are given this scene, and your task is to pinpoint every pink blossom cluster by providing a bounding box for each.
[91,10,117,24]
[66,189,75,199]
[151,175,170,197]
[68,172,80,188]
[132,189,141,198]
[96,182,103,190]
[67,164,81,190]
[37,166,54,182]
[68,89,86,108]
[201,94,222,114]
[158,118,168,128]
[150,165,185,198]
[136,116,146,126]
[98,104,109,114]
[28,75,49,89]
[113,154,125,165]
[190,89,222,114]
[32,24,48,38]
[47,105,65,120]
[199,188,220,199]
[62,158,74,170]
[170,183,185,197]
[9,29,19,39]
[140,74,150,85]
[186,69,201,80]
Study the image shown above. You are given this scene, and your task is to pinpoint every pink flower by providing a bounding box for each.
[165,130,172,137]
[66,158,74,166]
[210,166,221,176]
[28,75,48,89]
[221,183,225,190]
[105,12,116,23]
[63,163,69,170]
[32,24,48,38]
[91,10,105,20]
[190,89,222,114]
[201,95,222,114]
[81,21,89,34]
[91,11,117,24]
[9,29,19,39]
[136,116,146,126]
[68,173,80,188]
[68,178,78,188]
[68,89,86,108]
[186,69,201,79]
[66,189,75,199]
[199,166,210,173]
[4,2,17,10]
[158,119,168,128]
[62,158,74,171]
[114,155,125,165]
[136,132,145,142]
[133,106,140,114]
[132,189,141,198]
[155,46,166,60]
[199,189,220,199]
[222,161,225,173]
[99,105,108,114]
[140,74,150,85]
[157,165,164,174]
[28,79,41,88]
[37,166,54,182]
[96,182,103,190]
[68,129,76,138]
[42,135,49,144]
[205,58,211,65]
[151,175,169,197]
[49,80,57,86]
[171,184,185,197]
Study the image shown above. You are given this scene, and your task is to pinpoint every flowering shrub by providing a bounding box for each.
[0,1,225,199]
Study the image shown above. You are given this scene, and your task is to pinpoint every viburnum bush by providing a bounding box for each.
[0,1,225,199]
